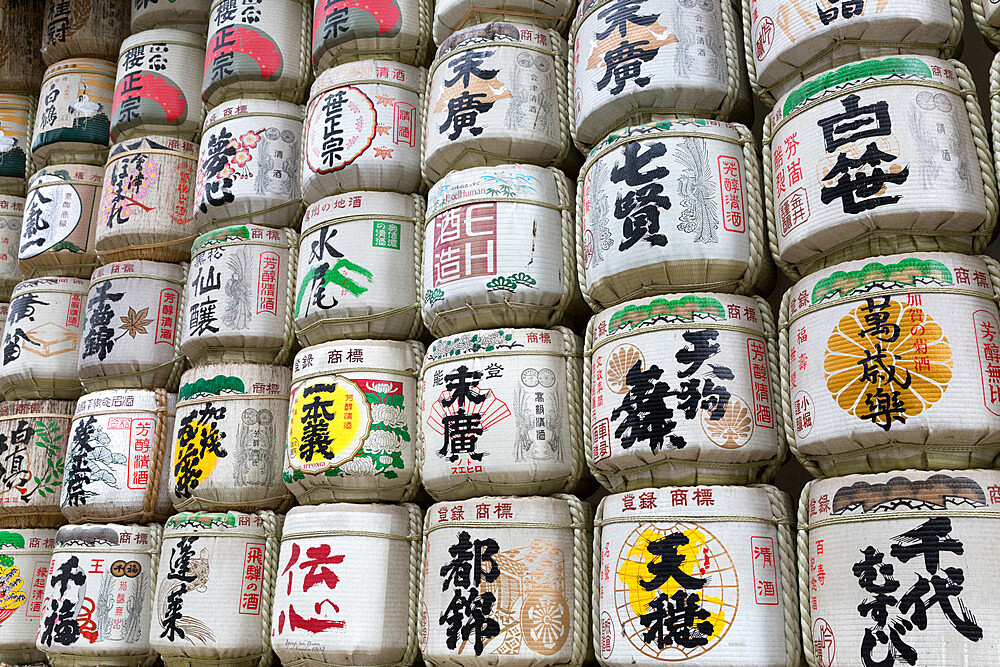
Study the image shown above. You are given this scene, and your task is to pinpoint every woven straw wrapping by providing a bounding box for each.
[111,29,206,142]
[60,389,175,525]
[420,327,585,501]
[179,225,297,366]
[798,468,1000,667]
[273,503,422,666]
[40,0,130,66]
[96,136,199,265]
[422,22,571,185]
[202,0,313,107]
[170,363,293,513]
[974,0,1000,49]
[0,195,22,299]
[312,0,432,70]
[32,58,116,168]
[296,192,423,344]
[422,164,584,337]
[130,0,211,33]
[19,163,103,279]
[433,0,575,44]
[765,55,998,281]
[569,0,751,150]
[0,528,57,665]
[36,522,163,666]
[0,400,74,528]
[780,251,1000,478]
[419,494,592,666]
[285,340,425,504]
[0,2,46,93]
[0,277,89,400]
[0,94,35,196]
[745,0,961,105]
[585,292,785,491]
[78,261,186,392]
[577,119,772,311]
[593,485,799,666]
[301,61,425,203]
[194,99,304,232]
[150,510,282,667]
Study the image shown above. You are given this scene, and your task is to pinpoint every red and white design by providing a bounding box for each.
[431,202,497,286]
[425,387,510,436]
[718,155,745,233]
[751,536,778,605]
[258,252,280,315]
[975,309,1000,416]
[747,337,773,428]
[239,542,266,615]
[155,288,179,345]
[127,418,154,491]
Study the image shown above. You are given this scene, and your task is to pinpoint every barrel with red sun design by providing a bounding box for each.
[312,0,431,71]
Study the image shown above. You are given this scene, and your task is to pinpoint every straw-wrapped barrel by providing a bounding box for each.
[433,0,575,43]
[0,528,57,666]
[0,1,45,93]
[131,0,212,33]
[40,0,130,66]
[312,0,432,69]
[0,94,34,194]
[0,194,21,299]
[32,58,116,167]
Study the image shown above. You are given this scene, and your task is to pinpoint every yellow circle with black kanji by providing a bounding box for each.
[288,375,372,472]
[824,299,952,427]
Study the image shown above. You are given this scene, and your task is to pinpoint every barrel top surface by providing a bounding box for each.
[119,26,207,52]
[427,494,575,529]
[163,510,268,536]
[435,20,561,61]
[12,275,89,296]
[600,485,781,522]
[74,388,176,415]
[283,502,414,536]
[54,523,155,550]
[585,119,746,166]
[292,339,420,378]
[178,363,292,400]
[302,191,419,234]
[90,258,186,283]
[427,164,562,217]
[42,57,119,80]
[0,528,57,551]
[107,134,199,159]
[425,327,577,363]
[310,59,423,96]
[203,98,305,128]
[191,223,294,253]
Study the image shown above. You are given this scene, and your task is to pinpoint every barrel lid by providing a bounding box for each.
[302,191,419,236]
[425,327,578,364]
[0,528,57,552]
[310,59,423,99]
[54,523,155,550]
[28,163,105,188]
[426,495,577,532]
[108,135,198,160]
[585,119,745,164]
[164,510,267,537]
[283,502,414,539]
[191,224,295,254]
[292,339,421,382]
[74,388,177,417]
[203,98,304,129]
[435,20,560,61]
[12,276,89,297]
[119,27,206,54]
[90,259,185,284]
[598,486,782,524]
[178,363,291,402]
[0,398,75,417]
[42,57,118,81]
[426,164,563,220]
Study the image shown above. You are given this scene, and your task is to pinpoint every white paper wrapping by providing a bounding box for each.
[570,0,751,148]
[0,277,88,401]
[579,120,769,308]
[295,192,422,344]
[595,485,797,666]
[301,60,424,203]
[60,390,175,524]
[272,503,421,666]
[587,293,782,491]
[170,363,292,513]
[420,328,584,501]
[0,528,56,665]
[0,194,22,299]
[131,0,211,33]
[766,55,993,280]
[433,0,575,43]
[312,0,432,69]
[422,164,580,337]
[180,224,296,366]
[35,523,161,666]
[0,94,34,195]
[420,495,590,666]
[780,251,1000,479]
[423,22,569,183]
[150,511,279,665]
[77,261,185,392]
[285,340,423,504]
[801,468,1000,667]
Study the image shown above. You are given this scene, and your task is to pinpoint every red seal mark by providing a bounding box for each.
[793,390,814,439]
[755,16,775,62]
[600,611,614,659]
[812,618,835,667]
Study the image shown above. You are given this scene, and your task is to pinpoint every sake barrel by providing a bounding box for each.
[312,0,432,69]
[110,29,206,142]
[301,61,423,202]
[96,136,199,264]
[170,363,293,512]
[595,485,798,666]
[0,95,33,195]
[423,23,570,184]
[60,389,176,524]
[748,0,960,105]
[296,192,422,344]
[420,327,584,500]
[41,0,130,66]
[433,0,574,43]
[273,503,421,665]
[0,278,88,401]
[35,523,161,665]
[0,529,57,665]
[32,58,116,168]
[780,251,1000,478]
[800,468,1000,667]
[19,163,102,279]
[587,293,783,491]
[77,261,184,392]
[131,0,212,33]
[0,2,45,93]
[420,494,590,665]
[180,225,297,366]
[570,0,752,149]
[0,399,74,528]
[151,511,280,666]
[285,340,423,504]
[0,195,21,299]
[579,120,771,308]
[193,99,304,231]
[766,56,994,281]
[202,0,312,107]
[422,164,579,337]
